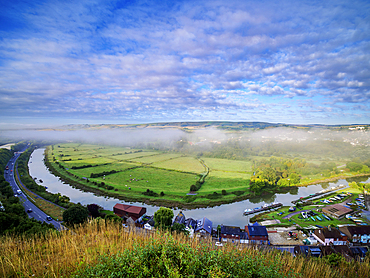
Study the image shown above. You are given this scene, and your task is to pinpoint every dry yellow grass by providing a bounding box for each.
[0,220,368,278]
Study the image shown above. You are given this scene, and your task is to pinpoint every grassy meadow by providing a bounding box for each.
[46,143,253,207]
[45,142,369,208]
[0,220,369,278]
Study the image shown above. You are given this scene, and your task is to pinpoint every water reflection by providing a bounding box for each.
[29,148,369,227]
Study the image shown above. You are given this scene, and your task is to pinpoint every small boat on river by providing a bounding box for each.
[243,202,283,215]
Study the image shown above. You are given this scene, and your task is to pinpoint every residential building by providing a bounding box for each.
[339,225,370,244]
[185,218,197,230]
[195,217,213,235]
[245,222,269,244]
[294,246,322,257]
[113,203,146,221]
[220,225,243,243]
[173,211,186,225]
[313,226,347,245]
[322,204,353,219]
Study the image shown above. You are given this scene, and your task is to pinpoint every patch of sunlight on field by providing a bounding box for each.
[199,175,249,193]
[209,170,251,179]
[109,151,161,161]
[61,156,117,167]
[202,157,252,172]
[98,167,198,194]
[131,153,182,164]
[152,156,206,174]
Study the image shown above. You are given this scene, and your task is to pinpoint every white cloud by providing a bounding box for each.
[0,0,369,125]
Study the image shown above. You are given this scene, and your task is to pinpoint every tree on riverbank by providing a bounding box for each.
[63,204,89,226]
[154,207,174,228]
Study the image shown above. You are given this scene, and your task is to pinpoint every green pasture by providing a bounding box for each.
[151,156,206,174]
[202,157,252,172]
[93,166,199,195]
[130,153,182,164]
[107,152,160,161]
[209,170,251,180]
[199,174,249,193]
[60,156,117,167]
[69,162,139,177]
[47,144,255,207]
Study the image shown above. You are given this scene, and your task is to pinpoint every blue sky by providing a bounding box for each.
[0,0,369,128]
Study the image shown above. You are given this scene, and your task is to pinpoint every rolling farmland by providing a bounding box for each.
[46,143,252,207]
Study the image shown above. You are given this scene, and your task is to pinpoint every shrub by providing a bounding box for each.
[73,237,297,278]
[183,195,196,203]
[142,189,159,197]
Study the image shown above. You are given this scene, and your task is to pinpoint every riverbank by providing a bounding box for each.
[42,145,370,209]
[43,147,255,209]
[299,173,370,187]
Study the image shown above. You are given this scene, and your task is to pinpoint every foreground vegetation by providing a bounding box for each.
[1,220,369,278]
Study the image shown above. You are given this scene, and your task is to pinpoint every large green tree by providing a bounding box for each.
[62,204,89,226]
[154,207,174,228]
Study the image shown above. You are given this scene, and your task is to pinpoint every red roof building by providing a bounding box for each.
[113,203,146,221]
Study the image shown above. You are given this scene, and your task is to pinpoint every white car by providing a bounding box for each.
[215,242,223,247]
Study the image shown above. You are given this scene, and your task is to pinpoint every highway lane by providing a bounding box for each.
[4,147,65,231]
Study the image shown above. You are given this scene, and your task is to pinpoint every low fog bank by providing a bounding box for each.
[1,126,368,159]
[0,128,185,147]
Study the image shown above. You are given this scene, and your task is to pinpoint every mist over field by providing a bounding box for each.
[1,124,369,162]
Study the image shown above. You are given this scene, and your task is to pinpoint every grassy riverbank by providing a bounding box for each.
[41,143,370,209]
[1,220,369,278]
[44,144,254,208]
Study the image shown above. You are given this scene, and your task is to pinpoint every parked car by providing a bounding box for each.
[215,242,223,247]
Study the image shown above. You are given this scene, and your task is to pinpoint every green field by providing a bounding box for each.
[48,143,254,207]
[151,156,206,174]
[97,167,199,195]
[47,142,368,208]
[130,153,183,164]
[202,157,252,172]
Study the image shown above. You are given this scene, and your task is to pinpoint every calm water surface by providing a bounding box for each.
[28,148,370,227]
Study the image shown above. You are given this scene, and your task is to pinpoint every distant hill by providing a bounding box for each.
[57,121,369,131]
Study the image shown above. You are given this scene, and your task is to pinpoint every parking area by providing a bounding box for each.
[267,227,306,245]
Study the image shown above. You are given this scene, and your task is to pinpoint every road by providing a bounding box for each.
[4,146,64,231]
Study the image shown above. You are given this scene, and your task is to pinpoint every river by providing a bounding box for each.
[28,148,370,227]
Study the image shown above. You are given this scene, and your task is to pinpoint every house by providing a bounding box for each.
[173,211,186,225]
[294,246,322,257]
[321,245,354,261]
[185,218,197,230]
[245,222,269,244]
[313,226,347,245]
[135,214,154,228]
[339,225,370,244]
[322,204,353,219]
[113,203,146,221]
[350,246,369,259]
[195,217,213,235]
[220,225,243,243]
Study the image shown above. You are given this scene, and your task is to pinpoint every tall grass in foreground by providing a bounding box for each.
[0,220,368,277]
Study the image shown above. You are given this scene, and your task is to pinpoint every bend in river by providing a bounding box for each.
[29,148,370,227]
